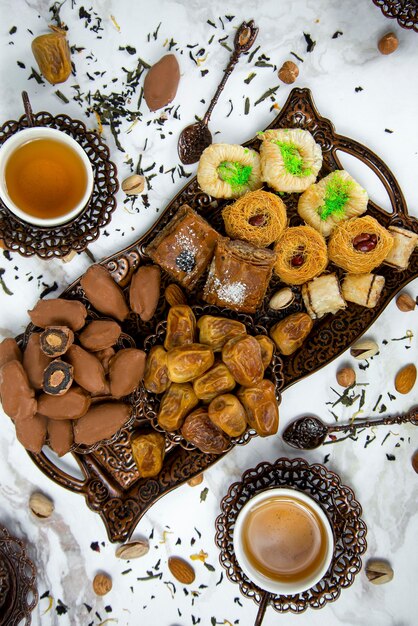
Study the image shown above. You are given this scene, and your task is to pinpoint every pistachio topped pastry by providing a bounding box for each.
[197,143,261,199]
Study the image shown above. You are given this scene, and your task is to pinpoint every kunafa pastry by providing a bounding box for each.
[298,170,368,237]
[302,273,346,319]
[273,225,328,285]
[222,190,287,247]
[341,273,385,308]
[197,143,261,199]
[384,226,418,270]
[259,129,322,193]
[328,216,393,273]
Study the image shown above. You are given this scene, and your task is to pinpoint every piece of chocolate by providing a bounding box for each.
[80,265,129,322]
[73,401,132,446]
[15,413,47,453]
[0,360,37,421]
[23,332,51,389]
[78,320,122,352]
[66,345,106,394]
[43,359,73,395]
[109,348,146,399]
[94,347,115,374]
[0,338,22,368]
[28,298,87,331]
[47,419,73,457]
[143,54,180,111]
[40,326,74,357]
[129,265,161,322]
[37,386,91,420]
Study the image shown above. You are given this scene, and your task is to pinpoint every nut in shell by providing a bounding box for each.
[396,293,416,312]
[378,32,398,55]
[168,556,195,585]
[278,60,299,84]
[269,288,294,311]
[395,363,416,394]
[29,492,54,519]
[115,540,150,559]
[365,559,393,584]
[93,573,112,595]
[350,339,379,360]
[165,284,187,306]
[121,174,145,195]
[336,367,356,388]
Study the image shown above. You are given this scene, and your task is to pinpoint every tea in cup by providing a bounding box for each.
[0,127,94,227]
[233,487,334,595]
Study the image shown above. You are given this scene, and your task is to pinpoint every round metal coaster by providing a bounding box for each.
[215,457,367,616]
[0,98,118,259]
[0,526,38,626]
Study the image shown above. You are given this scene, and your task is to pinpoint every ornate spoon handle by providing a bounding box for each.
[328,407,418,435]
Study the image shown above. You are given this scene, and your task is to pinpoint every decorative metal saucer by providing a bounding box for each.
[372,0,418,32]
[0,525,38,626]
[215,457,367,620]
[0,92,119,259]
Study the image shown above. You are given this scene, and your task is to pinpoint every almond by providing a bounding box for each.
[395,364,416,394]
[396,293,416,312]
[168,556,195,585]
[165,284,187,306]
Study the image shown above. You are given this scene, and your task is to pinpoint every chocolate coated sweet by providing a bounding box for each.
[78,320,122,352]
[0,360,37,421]
[23,332,51,389]
[80,265,129,322]
[66,345,107,394]
[143,54,180,111]
[37,386,91,420]
[109,348,146,399]
[73,401,132,445]
[43,359,73,395]
[15,413,47,453]
[94,347,115,374]
[0,338,22,368]
[129,265,161,321]
[47,418,74,456]
[28,298,87,331]
[40,326,74,356]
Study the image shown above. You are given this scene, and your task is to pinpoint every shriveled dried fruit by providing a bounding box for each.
[336,367,356,388]
[394,363,416,394]
[168,556,195,585]
[115,540,149,559]
[31,26,71,84]
[350,339,379,360]
[131,431,165,478]
[165,284,187,307]
[365,559,393,584]
[93,573,112,595]
[187,473,203,487]
[29,492,54,519]
[396,292,416,312]
[181,407,230,454]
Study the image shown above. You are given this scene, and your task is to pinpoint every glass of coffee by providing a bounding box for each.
[233,488,334,595]
[0,127,94,227]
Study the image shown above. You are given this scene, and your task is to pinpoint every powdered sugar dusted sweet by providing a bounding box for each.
[212,276,247,306]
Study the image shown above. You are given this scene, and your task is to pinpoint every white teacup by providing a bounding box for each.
[0,127,94,227]
[233,487,334,595]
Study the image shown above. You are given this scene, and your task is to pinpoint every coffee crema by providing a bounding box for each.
[241,495,328,583]
[5,137,87,220]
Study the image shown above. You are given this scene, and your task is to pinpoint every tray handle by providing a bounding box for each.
[29,450,88,494]
[332,133,410,220]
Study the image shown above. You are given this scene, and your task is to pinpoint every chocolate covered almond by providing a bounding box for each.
[80,265,129,321]
[109,348,146,399]
[94,347,115,374]
[23,332,51,389]
[28,298,87,331]
[73,401,132,445]
[0,360,37,421]
[47,419,73,457]
[15,414,47,453]
[78,320,121,352]
[0,337,22,368]
[66,345,106,394]
[129,265,161,321]
[144,54,180,111]
[37,386,91,420]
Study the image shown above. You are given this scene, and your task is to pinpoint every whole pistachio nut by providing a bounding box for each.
[269,288,295,311]
[29,492,54,519]
[115,540,150,559]
[365,559,394,584]
[350,339,379,360]
[121,174,145,195]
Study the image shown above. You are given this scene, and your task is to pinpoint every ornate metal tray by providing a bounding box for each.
[215,457,367,622]
[372,0,418,32]
[0,93,119,259]
[0,525,38,626]
[22,88,418,542]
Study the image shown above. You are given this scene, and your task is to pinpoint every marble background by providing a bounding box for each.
[0,0,417,624]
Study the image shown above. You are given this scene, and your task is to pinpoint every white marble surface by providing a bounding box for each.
[0,1,417,625]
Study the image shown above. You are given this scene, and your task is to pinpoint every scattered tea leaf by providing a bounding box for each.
[200,487,209,502]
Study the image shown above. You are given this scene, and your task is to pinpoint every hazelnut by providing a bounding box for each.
[93,573,112,596]
[378,32,398,55]
[336,367,356,388]
[278,60,299,84]
[121,174,146,195]
[396,292,416,312]
[187,473,204,487]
